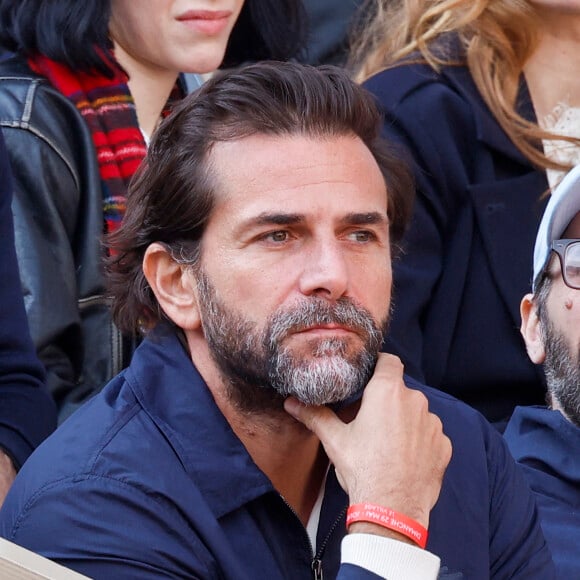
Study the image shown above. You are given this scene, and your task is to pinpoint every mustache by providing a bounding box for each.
[267,297,383,346]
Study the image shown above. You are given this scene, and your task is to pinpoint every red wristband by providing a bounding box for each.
[346,503,428,549]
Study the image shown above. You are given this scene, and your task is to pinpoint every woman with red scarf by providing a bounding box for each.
[0,0,305,420]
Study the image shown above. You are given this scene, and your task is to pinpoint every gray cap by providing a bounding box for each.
[533,164,580,291]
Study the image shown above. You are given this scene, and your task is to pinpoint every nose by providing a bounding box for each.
[299,238,349,300]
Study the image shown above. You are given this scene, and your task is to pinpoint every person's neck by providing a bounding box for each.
[227,407,329,526]
[188,336,329,526]
[113,43,179,138]
[524,13,580,122]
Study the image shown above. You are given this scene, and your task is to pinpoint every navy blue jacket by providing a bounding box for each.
[505,406,580,578]
[0,131,56,468]
[0,328,554,578]
[364,63,548,424]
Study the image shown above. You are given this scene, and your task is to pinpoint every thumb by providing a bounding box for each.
[284,397,344,448]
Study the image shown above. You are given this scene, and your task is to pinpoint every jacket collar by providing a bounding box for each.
[506,406,580,497]
[439,64,537,166]
[124,326,275,518]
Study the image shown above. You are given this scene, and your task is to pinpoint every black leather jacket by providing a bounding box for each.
[0,56,135,419]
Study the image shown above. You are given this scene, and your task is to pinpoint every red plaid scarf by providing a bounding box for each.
[28,53,179,235]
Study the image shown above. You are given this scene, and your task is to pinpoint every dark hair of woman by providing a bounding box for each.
[0,0,306,77]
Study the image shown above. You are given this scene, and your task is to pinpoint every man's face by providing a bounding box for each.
[188,133,392,411]
[539,213,580,425]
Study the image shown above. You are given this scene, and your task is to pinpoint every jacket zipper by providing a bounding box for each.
[312,506,347,580]
[311,558,323,580]
[77,294,125,375]
[281,496,347,580]
[110,323,124,375]
[77,294,111,310]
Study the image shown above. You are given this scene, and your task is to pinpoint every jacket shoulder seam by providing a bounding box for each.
[0,120,81,191]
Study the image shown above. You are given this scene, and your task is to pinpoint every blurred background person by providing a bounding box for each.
[0,129,56,504]
[351,0,580,428]
[505,164,580,578]
[0,0,305,420]
[300,0,367,66]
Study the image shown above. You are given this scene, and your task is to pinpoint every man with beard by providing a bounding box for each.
[0,62,554,579]
[504,164,580,578]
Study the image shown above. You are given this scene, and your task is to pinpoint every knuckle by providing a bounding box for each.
[430,413,444,433]
[376,353,405,376]
[443,435,453,461]
[408,388,429,410]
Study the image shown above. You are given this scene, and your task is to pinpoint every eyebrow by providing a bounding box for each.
[250,213,305,226]
[244,211,388,228]
[340,212,388,227]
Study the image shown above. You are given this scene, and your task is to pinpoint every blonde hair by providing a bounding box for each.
[351,0,579,174]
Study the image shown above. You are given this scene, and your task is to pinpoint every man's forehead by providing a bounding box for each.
[210,131,378,174]
[207,132,387,203]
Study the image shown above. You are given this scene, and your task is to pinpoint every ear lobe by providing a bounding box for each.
[520,293,546,364]
[143,243,202,330]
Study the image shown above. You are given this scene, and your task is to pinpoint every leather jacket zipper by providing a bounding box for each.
[77,294,125,375]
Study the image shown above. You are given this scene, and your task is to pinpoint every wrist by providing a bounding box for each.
[347,521,416,545]
[346,503,429,549]
[349,493,429,528]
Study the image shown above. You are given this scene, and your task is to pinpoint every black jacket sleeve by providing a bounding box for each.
[0,61,127,420]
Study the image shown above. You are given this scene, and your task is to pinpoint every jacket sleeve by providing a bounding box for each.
[0,131,56,468]
[486,423,556,578]
[339,534,440,579]
[1,476,214,579]
[364,71,478,383]
[1,473,438,580]
[2,118,88,411]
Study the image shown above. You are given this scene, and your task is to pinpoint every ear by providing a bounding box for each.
[143,243,201,330]
[520,293,546,364]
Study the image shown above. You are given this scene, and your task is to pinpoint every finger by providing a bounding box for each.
[284,397,345,446]
[359,353,405,406]
[373,352,405,380]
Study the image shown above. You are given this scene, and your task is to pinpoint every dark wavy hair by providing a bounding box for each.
[0,0,306,76]
[107,61,415,333]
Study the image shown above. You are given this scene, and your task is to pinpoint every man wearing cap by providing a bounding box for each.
[504,164,580,578]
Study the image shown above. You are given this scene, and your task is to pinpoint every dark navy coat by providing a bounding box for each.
[505,406,580,579]
[0,130,56,468]
[364,63,548,425]
[0,328,554,578]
